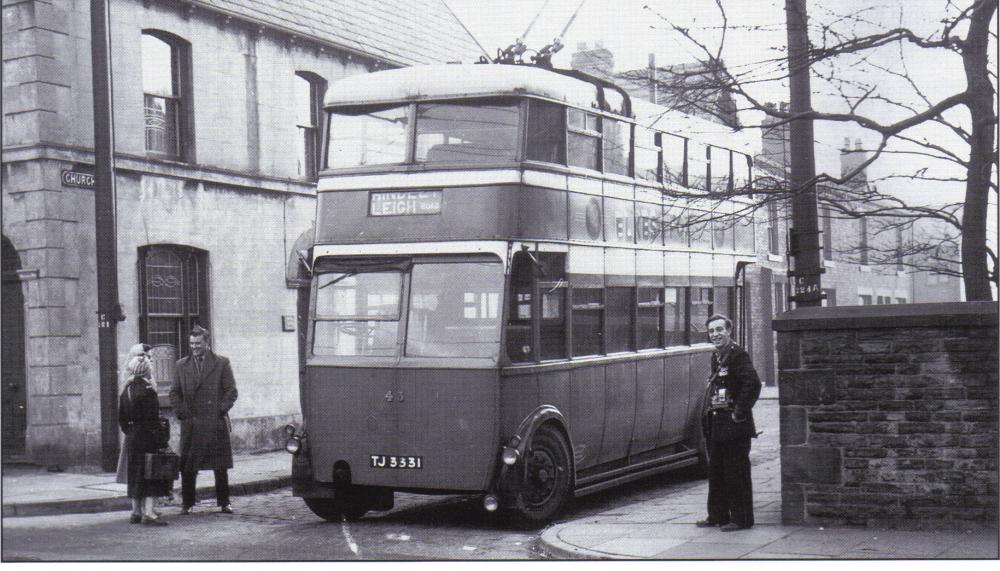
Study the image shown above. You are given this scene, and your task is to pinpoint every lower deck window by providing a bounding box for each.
[637,288,663,349]
[571,288,603,356]
[689,287,713,342]
[664,287,687,346]
[605,287,634,353]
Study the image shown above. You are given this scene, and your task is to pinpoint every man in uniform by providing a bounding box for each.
[170,325,238,515]
[696,314,761,531]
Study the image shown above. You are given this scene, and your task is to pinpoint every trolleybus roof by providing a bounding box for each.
[325,64,599,109]
[325,64,757,155]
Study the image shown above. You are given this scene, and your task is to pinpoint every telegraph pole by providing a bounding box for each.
[785,0,824,307]
[91,0,124,471]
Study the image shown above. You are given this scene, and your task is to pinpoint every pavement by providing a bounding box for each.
[538,453,998,560]
[536,387,999,560]
[2,450,291,517]
[3,386,998,560]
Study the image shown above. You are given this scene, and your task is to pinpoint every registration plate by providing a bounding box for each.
[370,454,423,469]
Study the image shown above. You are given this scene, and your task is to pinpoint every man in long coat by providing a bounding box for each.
[169,325,238,514]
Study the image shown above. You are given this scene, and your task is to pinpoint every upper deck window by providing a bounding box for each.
[687,141,709,192]
[526,100,566,164]
[328,105,409,168]
[415,102,518,164]
[733,152,752,192]
[634,127,660,183]
[662,134,686,187]
[567,109,601,171]
[710,146,732,193]
[603,119,630,176]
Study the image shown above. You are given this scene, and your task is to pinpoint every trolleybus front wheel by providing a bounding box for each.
[304,494,369,522]
[515,424,572,523]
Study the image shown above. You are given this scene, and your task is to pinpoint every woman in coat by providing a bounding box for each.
[116,344,150,489]
[119,356,172,525]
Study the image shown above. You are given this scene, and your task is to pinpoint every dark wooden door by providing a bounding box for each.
[2,236,27,457]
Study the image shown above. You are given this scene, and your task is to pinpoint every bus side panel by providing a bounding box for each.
[631,357,665,454]
[598,361,636,465]
[661,354,692,445]
[569,365,606,470]
[498,372,540,440]
[685,351,713,436]
[536,369,571,430]
[306,366,499,492]
[517,186,568,239]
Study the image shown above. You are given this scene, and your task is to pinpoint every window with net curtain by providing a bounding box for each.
[142,32,187,159]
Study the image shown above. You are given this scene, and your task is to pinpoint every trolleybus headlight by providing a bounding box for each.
[483,495,499,512]
[285,436,302,454]
[284,423,297,437]
[501,446,520,466]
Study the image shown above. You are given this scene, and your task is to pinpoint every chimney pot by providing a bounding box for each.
[855,138,863,150]
[843,137,851,150]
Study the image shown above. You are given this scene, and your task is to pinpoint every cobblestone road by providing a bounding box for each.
[3,400,778,561]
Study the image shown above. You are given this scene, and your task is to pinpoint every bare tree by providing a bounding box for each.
[624,0,998,300]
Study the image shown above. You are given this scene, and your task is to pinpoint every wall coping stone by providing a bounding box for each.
[773,302,998,332]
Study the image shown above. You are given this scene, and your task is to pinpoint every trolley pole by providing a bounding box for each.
[91,0,124,471]
[784,0,824,307]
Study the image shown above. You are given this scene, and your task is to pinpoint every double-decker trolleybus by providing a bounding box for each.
[284,62,757,522]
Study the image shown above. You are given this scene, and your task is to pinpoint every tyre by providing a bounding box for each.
[514,424,572,523]
[303,490,370,522]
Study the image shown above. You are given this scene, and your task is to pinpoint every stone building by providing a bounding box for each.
[1,0,481,467]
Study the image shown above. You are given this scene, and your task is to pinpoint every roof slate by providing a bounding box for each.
[192,0,484,66]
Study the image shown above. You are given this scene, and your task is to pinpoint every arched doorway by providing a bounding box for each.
[2,235,27,458]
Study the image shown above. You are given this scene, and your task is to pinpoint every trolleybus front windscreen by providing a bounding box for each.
[313,271,402,357]
[312,262,503,360]
[405,262,502,359]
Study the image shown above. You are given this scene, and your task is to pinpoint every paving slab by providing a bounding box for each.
[653,541,757,559]
[591,536,689,558]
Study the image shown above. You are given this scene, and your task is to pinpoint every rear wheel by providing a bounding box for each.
[515,424,572,523]
[303,490,370,522]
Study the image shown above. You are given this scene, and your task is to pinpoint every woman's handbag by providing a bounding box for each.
[144,447,180,481]
[154,415,170,449]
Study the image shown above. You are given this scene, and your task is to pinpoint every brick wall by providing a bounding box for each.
[774,302,998,530]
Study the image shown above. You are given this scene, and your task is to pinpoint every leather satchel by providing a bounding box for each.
[144,450,180,481]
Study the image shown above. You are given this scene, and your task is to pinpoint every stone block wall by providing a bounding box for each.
[774,302,998,530]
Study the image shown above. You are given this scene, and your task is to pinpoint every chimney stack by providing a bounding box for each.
[570,40,615,80]
[840,135,869,184]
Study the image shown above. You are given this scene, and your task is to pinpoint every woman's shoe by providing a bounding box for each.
[129,513,142,524]
[141,516,168,526]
